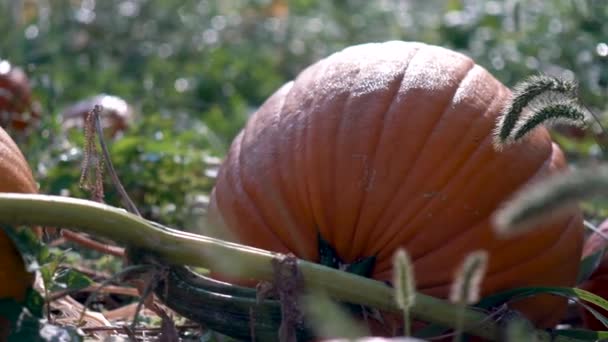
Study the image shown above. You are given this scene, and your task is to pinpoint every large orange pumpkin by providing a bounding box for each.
[207,41,584,329]
[0,125,39,337]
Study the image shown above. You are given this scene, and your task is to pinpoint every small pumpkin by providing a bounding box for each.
[60,94,134,138]
[578,219,608,330]
[0,125,39,336]
[0,60,40,131]
[208,41,584,330]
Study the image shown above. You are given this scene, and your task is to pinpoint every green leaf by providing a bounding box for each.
[551,328,608,340]
[577,300,608,330]
[318,233,341,269]
[0,297,42,342]
[1,225,44,273]
[344,255,376,278]
[52,268,93,292]
[317,233,376,277]
[577,247,606,284]
[23,288,45,319]
[0,298,28,323]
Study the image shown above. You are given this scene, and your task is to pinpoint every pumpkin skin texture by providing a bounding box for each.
[0,125,38,298]
[208,41,584,329]
[0,126,39,336]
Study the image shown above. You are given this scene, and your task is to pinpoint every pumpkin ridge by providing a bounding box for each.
[0,126,38,307]
[366,60,476,256]
[275,66,329,260]
[394,133,551,268]
[480,215,582,326]
[380,66,502,257]
[376,85,556,264]
[274,80,324,258]
[412,210,580,292]
[349,47,421,260]
[334,63,412,258]
[370,78,550,269]
[228,131,290,252]
[474,143,567,262]
[329,66,364,247]
[0,147,37,193]
[304,57,343,250]
[213,133,250,243]
[375,214,579,292]
[296,81,319,260]
[387,121,507,261]
[239,89,309,256]
[370,113,499,272]
[268,81,311,256]
[485,214,581,282]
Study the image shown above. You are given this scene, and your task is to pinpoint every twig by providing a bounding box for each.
[77,264,155,325]
[50,283,140,301]
[58,263,113,280]
[130,270,164,330]
[80,324,200,333]
[92,104,141,216]
[61,229,125,257]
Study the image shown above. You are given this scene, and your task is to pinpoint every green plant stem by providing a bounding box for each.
[0,193,584,342]
[403,308,411,337]
[453,304,466,342]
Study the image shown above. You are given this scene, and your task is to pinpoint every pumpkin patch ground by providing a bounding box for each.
[3,2,608,341]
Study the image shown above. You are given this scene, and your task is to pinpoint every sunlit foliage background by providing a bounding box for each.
[1,0,608,227]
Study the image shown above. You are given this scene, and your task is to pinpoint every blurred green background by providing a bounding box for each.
[1,0,608,227]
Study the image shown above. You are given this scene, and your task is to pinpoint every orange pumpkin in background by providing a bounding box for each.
[578,219,608,330]
[0,125,39,335]
[60,94,134,138]
[207,41,584,330]
[0,59,40,131]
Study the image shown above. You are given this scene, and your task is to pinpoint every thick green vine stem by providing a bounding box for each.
[0,193,585,342]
